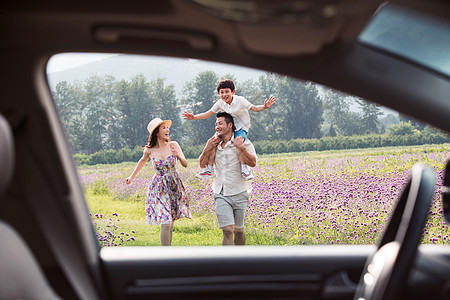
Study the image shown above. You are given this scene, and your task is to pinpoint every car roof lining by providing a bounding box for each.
[2,0,448,131]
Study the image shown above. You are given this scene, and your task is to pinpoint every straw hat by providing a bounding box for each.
[147,118,172,137]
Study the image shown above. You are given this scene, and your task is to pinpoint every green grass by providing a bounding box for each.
[86,190,224,246]
[86,191,297,246]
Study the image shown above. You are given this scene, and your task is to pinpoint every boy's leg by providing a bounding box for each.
[234,129,254,180]
[208,146,216,166]
[196,139,216,179]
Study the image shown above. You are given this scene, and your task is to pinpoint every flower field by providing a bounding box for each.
[79,144,450,246]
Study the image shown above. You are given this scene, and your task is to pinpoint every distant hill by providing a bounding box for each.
[46,54,265,96]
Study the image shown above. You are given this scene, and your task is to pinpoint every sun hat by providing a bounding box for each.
[147,118,172,137]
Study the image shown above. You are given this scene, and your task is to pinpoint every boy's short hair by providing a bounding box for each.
[216,79,235,93]
[216,112,236,131]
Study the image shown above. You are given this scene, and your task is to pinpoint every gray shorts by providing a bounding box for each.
[214,191,249,229]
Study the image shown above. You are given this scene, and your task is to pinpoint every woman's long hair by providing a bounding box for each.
[145,125,160,149]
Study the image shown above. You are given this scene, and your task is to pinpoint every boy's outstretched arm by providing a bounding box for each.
[250,96,276,112]
[182,110,214,120]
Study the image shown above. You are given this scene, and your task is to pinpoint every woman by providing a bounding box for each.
[125,118,191,246]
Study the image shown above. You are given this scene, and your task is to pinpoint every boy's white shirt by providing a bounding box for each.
[209,95,253,131]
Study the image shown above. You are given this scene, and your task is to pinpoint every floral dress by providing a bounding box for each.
[145,154,191,225]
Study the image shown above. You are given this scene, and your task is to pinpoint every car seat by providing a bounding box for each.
[0,112,60,299]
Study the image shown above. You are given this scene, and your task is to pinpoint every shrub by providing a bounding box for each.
[389,122,415,136]
[74,153,91,166]
[74,132,449,165]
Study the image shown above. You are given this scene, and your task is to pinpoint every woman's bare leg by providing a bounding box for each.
[160,222,174,246]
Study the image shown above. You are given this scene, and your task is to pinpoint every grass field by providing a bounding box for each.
[80,144,450,247]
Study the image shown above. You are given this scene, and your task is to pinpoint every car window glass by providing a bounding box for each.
[358,4,450,77]
[46,53,450,247]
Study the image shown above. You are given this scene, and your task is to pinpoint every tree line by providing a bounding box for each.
[74,129,450,165]
[53,70,408,154]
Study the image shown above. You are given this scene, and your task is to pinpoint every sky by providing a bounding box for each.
[46,53,118,73]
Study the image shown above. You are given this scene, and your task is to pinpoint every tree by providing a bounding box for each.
[389,121,415,135]
[53,81,84,151]
[53,81,72,127]
[277,77,323,139]
[337,111,364,136]
[103,76,125,150]
[180,70,218,145]
[121,74,154,147]
[379,113,399,131]
[328,125,337,137]
[115,79,132,149]
[356,98,382,134]
[254,73,279,140]
[149,78,180,142]
[237,78,267,141]
[322,88,350,135]
[399,114,426,130]
[83,75,107,152]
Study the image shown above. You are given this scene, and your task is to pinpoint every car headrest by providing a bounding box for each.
[0,113,14,196]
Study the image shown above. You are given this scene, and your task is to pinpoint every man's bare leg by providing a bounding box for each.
[234,227,245,245]
[222,225,235,245]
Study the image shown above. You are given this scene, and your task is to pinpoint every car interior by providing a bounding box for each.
[1,0,449,299]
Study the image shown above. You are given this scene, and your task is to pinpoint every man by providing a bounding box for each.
[199,112,257,245]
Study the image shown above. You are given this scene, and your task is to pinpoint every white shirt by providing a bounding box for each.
[213,136,257,196]
[210,95,253,131]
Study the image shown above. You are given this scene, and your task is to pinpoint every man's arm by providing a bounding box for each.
[198,135,220,168]
[233,137,257,167]
[249,96,276,112]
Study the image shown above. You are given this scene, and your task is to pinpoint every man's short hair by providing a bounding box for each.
[216,112,236,131]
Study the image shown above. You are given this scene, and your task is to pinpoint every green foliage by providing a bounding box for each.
[75,132,450,164]
[277,78,323,139]
[54,74,178,153]
[253,134,449,156]
[54,70,328,154]
[388,121,416,135]
[399,114,426,130]
[180,70,218,146]
[328,125,337,137]
[357,99,382,134]
[322,89,383,136]
[52,69,448,165]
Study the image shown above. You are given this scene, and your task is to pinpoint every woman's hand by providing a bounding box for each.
[125,176,132,184]
[171,141,188,168]
[170,144,180,158]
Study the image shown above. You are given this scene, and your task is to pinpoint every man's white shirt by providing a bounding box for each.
[213,136,257,196]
